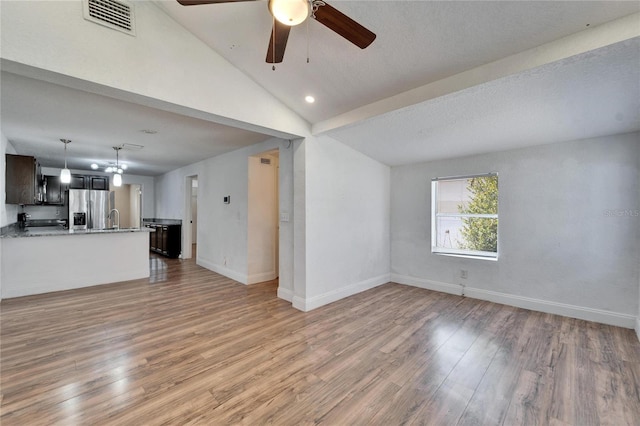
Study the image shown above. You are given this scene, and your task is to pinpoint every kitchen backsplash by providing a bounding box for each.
[20,205,68,221]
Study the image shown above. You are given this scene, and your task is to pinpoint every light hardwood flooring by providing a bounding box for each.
[1,253,640,425]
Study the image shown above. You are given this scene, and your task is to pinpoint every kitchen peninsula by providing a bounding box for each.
[1,227,151,298]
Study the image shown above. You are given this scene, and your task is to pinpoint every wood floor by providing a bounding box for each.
[1,253,639,425]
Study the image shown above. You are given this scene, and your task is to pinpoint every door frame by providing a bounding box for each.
[183,174,198,259]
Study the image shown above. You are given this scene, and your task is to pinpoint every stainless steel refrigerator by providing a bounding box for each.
[68,190,111,230]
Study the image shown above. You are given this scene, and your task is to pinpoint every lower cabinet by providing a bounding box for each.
[146,223,181,258]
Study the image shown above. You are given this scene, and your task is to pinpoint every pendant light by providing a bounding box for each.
[60,139,71,183]
[112,146,123,187]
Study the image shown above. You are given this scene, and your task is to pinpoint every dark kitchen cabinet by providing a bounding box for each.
[70,174,110,190]
[5,154,41,205]
[42,175,65,205]
[146,222,181,258]
[89,176,109,190]
[69,174,87,189]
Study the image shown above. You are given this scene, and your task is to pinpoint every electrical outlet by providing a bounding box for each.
[223,257,227,266]
[460,269,468,279]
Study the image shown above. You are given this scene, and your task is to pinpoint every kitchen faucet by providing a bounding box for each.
[108,209,120,230]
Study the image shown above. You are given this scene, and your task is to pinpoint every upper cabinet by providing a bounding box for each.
[6,154,111,205]
[5,154,41,205]
[89,175,109,191]
[69,174,86,190]
[42,175,65,205]
[69,174,110,191]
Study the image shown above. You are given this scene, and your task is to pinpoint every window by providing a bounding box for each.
[431,174,498,259]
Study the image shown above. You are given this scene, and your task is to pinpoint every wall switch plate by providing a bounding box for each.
[223,195,230,204]
[280,212,289,222]
[460,269,468,279]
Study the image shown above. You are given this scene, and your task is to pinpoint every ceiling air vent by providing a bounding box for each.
[83,0,136,36]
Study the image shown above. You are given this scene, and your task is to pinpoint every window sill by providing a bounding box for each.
[433,252,498,261]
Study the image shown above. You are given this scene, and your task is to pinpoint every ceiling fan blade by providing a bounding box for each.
[265,20,291,64]
[313,2,376,49]
[177,0,257,5]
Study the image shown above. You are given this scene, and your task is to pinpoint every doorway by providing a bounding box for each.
[191,178,198,257]
[111,183,142,228]
[247,149,279,284]
[183,175,198,260]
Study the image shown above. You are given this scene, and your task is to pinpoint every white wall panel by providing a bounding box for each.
[391,132,640,327]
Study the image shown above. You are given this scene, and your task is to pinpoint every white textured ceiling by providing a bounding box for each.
[156,0,639,123]
[1,1,639,175]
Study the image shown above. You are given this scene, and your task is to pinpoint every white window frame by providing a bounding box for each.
[431,173,498,260]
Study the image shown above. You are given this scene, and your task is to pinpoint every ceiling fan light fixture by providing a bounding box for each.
[269,0,310,26]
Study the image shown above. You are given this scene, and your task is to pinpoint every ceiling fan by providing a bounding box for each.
[176,0,376,64]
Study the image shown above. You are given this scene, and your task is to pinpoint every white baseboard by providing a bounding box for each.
[391,273,635,329]
[465,286,635,329]
[197,257,247,284]
[390,273,463,296]
[277,286,294,302]
[292,273,391,312]
[247,270,277,285]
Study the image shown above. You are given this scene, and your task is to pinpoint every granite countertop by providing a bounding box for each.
[1,227,152,239]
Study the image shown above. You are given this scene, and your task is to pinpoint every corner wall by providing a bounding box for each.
[391,132,640,328]
[293,136,391,311]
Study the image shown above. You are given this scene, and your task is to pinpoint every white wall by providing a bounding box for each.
[247,155,278,284]
[0,133,20,300]
[391,132,640,328]
[154,138,293,287]
[293,135,391,311]
[637,141,640,341]
[1,134,19,227]
[129,184,142,228]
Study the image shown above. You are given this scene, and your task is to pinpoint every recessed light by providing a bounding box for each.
[90,163,99,170]
[305,95,315,104]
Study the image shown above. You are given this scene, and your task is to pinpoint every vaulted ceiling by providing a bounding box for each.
[1,1,638,175]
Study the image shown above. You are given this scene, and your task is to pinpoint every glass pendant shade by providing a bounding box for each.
[113,173,122,187]
[60,168,71,183]
[60,139,72,183]
[269,0,310,26]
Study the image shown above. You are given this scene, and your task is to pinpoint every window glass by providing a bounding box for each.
[431,174,498,259]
